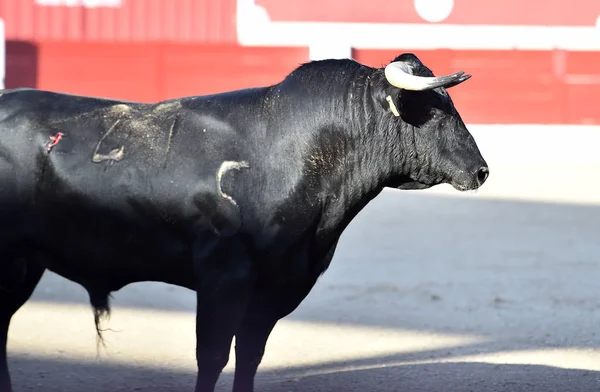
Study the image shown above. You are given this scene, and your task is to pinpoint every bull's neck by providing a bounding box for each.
[308,70,405,237]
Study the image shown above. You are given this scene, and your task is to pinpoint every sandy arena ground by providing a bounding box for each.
[6,125,600,391]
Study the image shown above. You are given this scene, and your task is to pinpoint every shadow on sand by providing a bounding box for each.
[8,353,600,392]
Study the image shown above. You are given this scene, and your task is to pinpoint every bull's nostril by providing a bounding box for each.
[476,166,489,185]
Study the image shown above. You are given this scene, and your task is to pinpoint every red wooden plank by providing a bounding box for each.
[6,41,308,103]
[159,44,309,98]
[37,41,160,102]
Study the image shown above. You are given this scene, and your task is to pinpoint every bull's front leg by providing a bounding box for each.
[193,236,256,392]
[232,277,320,392]
[232,310,278,392]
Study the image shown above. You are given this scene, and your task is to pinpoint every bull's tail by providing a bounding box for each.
[88,290,118,356]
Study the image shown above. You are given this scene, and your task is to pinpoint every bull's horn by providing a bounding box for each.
[384,61,467,91]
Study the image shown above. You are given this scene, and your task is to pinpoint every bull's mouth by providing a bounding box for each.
[451,182,477,192]
[450,172,489,191]
[450,175,489,191]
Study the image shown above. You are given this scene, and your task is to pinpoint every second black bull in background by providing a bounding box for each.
[0,52,488,392]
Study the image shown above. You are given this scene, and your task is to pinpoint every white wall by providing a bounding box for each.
[422,124,600,205]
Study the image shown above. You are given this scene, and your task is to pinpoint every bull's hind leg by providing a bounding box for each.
[0,258,45,392]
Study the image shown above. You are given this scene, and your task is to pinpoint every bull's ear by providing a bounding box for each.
[374,83,403,117]
[385,94,401,117]
[376,84,435,126]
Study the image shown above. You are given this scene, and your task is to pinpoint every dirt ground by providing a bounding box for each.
[6,125,600,391]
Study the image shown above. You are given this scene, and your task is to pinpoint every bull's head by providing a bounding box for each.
[380,53,488,192]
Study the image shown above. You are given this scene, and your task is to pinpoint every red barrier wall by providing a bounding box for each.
[5,41,309,102]
[354,49,600,125]
[4,41,599,124]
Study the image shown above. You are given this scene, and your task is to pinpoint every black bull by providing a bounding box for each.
[0,53,488,392]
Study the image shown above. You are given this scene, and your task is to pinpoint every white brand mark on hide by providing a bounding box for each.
[216,161,250,206]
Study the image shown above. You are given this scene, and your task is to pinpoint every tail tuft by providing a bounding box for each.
[88,290,117,356]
